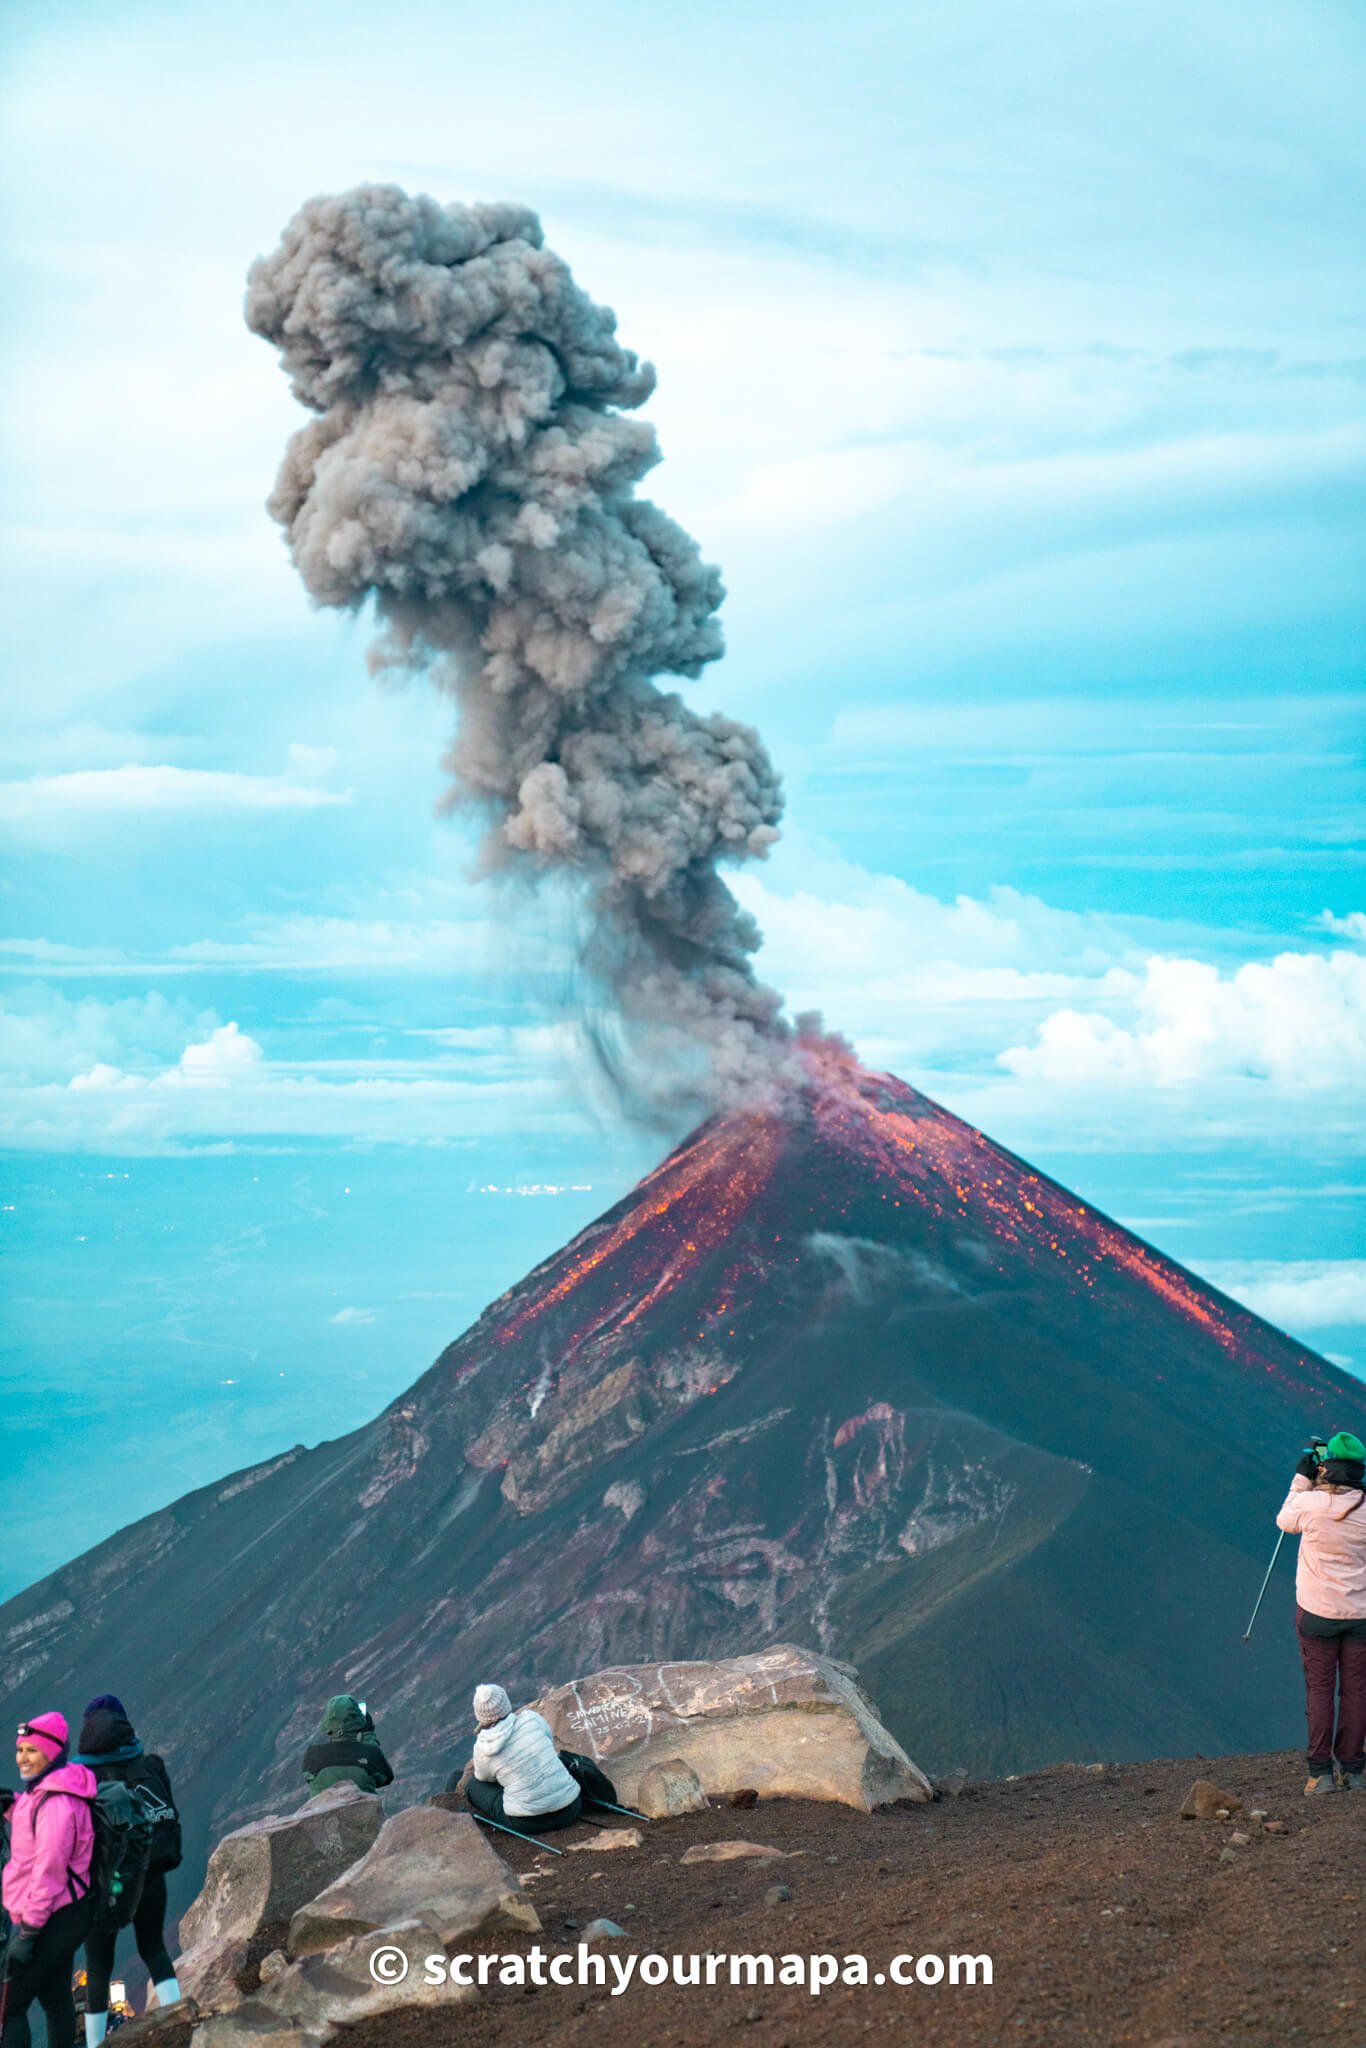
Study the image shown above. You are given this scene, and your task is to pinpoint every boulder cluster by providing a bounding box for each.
[146,1647,930,2043]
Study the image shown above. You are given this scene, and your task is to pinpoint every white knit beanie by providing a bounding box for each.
[473,1684,512,1728]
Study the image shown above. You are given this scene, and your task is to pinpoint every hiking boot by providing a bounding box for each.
[1304,1773,1337,1796]
[1339,1770,1365,1792]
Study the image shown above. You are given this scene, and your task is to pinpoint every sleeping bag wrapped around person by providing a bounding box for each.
[302,1696,394,1796]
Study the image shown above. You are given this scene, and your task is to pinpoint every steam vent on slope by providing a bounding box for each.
[0,1044,1354,1906]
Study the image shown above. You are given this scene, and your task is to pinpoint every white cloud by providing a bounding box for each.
[0,986,219,1083]
[330,1306,377,1326]
[0,913,498,979]
[169,1022,266,1084]
[1,1009,590,1154]
[0,763,350,828]
[1193,1260,1366,1336]
[1000,951,1366,1091]
[1319,910,1366,943]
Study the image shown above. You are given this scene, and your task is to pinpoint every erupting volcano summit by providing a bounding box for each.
[0,1047,1353,1899]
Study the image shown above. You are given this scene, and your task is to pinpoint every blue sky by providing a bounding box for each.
[2,0,1363,1599]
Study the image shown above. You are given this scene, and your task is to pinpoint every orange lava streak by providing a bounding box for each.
[806,1041,1244,1355]
[494,1110,787,1348]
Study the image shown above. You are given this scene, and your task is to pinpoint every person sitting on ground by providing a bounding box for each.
[301,1695,394,1798]
[1,1711,96,2048]
[464,1685,582,1835]
[72,1694,183,2046]
[1277,1427,1366,1796]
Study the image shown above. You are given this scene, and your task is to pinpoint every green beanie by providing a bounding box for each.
[1326,1431,1365,1463]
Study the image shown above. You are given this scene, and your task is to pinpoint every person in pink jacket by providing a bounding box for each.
[1276,1429,1366,1797]
[1,1711,96,2048]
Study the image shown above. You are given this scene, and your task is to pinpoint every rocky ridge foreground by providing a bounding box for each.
[160,1648,921,2041]
[116,1743,1364,2048]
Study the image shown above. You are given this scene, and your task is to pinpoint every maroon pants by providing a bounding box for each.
[1296,1608,1366,1773]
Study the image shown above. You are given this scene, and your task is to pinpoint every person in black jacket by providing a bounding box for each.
[301,1696,394,1798]
[72,1697,183,2046]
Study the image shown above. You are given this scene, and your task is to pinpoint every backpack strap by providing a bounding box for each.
[31,1788,92,1906]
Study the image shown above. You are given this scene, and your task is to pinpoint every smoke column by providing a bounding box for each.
[247,183,797,1109]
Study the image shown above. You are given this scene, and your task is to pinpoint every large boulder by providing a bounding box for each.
[176,1785,383,2009]
[286,1805,538,1957]
[237,1919,473,2039]
[535,1644,932,1811]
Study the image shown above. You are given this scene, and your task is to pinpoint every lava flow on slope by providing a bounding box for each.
[0,1046,1356,1913]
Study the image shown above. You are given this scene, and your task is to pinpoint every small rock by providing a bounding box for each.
[1250,1809,1268,1821]
[730,1788,759,1809]
[582,1918,627,1941]
[1218,1847,1237,1864]
[680,1840,788,1864]
[1214,1808,1231,1820]
[1179,1779,1244,1821]
[764,1884,792,1905]
[1086,1763,1105,1775]
[823,1855,839,1865]
[635,1757,709,1819]
[1263,1820,1289,1835]
[1229,1832,1251,1847]
[566,1827,644,1854]
[934,1767,969,1799]
[257,1950,289,1984]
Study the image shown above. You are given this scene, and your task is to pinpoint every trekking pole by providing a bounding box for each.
[1243,1530,1285,1641]
[591,1799,649,1823]
[469,1812,565,1855]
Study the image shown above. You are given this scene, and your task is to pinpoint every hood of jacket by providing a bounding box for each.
[20,1760,97,1803]
[320,1694,369,1740]
[475,1711,517,1755]
[74,1708,142,1761]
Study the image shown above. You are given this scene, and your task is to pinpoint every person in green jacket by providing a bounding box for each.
[301,1695,394,1797]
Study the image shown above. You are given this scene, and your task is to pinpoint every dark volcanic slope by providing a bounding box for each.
[0,1047,1354,1920]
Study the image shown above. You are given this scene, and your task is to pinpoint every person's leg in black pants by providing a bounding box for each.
[464,1777,507,1825]
[82,1918,117,2020]
[1,1896,92,2048]
[132,1872,177,1995]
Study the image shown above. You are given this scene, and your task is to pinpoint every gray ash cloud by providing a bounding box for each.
[248,183,798,1111]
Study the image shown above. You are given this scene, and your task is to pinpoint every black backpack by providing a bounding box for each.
[557,1750,620,1811]
[123,1756,182,1873]
[83,1781,153,1932]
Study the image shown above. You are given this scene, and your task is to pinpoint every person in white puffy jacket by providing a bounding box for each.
[465,1685,582,1834]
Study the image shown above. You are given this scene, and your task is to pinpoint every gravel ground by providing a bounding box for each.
[119,1749,1365,2048]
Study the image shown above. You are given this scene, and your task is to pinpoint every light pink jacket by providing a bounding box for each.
[1,1761,96,1930]
[1277,1474,1366,1620]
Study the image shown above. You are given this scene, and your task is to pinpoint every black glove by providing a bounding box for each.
[1295,1453,1321,1481]
[6,1924,36,1970]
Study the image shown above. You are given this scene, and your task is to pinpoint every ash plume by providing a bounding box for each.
[247,183,798,1109]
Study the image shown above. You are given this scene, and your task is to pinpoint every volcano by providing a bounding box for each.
[0,1046,1353,1909]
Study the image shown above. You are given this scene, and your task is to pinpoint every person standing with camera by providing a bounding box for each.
[1277,1428,1366,1795]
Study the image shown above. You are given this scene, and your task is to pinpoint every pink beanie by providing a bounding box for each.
[18,1710,68,1762]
